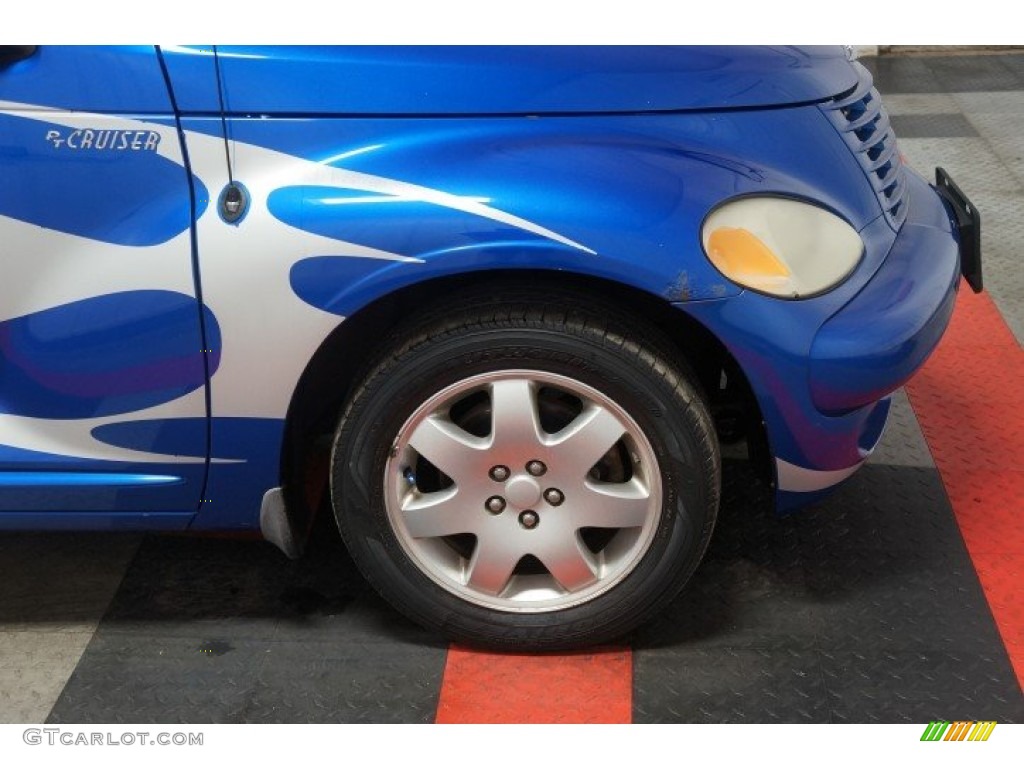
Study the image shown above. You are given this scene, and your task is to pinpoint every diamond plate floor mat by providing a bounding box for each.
[47,513,447,723]
[632,398,1024,723]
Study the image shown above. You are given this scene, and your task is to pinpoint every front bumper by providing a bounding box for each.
[681,168,971,511]
[808,179,962,414]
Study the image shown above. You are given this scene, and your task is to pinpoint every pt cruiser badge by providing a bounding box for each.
[45,128,161,151]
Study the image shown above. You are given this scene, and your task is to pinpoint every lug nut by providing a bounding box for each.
[526,460,547,477]
[543,488,564,506]
[519,510,539,529]
[489,465,510,482]
[485,496,506,514]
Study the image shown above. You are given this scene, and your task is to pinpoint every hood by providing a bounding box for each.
[163,45,860,116]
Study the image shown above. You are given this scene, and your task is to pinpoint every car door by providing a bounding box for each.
[0,46,210,523]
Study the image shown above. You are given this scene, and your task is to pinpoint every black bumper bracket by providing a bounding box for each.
[935,167,983,293]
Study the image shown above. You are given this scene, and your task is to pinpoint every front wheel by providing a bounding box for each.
[331,293,720,649]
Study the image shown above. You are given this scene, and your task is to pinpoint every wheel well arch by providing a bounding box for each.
[279,269,769,540]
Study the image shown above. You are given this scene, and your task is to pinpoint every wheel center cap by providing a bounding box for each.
[505,475,542,509]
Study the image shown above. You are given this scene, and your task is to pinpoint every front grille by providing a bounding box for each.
[821,65,908,230]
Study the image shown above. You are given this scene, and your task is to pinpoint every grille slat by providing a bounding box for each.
[829,75,874,109]
[821,64,908,230]
[881,160,902,187]
[865,142,899,174]
[840,103,885,133]
[847,109,892,150]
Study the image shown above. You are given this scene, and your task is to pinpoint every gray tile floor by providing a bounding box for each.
[870,56,1024,343]
[0,534,138,721]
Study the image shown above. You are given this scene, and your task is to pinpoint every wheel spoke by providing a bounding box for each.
[465,539,522,596]
[549,404,627,478]
[401,488,476,539]
[575,478,651,529]
[535,536,600,592]
[489,379,542,451]
[406,414,487,483]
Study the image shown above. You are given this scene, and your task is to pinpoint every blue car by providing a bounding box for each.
[0,45,980,648]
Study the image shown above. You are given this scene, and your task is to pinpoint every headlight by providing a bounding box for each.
[701,197,864,298]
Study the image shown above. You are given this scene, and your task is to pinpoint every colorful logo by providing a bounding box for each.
[921,721,997,741]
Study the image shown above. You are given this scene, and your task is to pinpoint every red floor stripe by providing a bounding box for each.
[435,645,632,723]
[905,286,1024,688]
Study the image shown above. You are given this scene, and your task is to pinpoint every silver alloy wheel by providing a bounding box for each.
[384,370,662,612]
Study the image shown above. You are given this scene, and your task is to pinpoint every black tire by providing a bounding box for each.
[330,288,720,650]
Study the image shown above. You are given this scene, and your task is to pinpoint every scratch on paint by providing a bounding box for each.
[666,270,691,302]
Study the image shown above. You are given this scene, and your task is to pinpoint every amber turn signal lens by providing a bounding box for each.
[706,227,791,280]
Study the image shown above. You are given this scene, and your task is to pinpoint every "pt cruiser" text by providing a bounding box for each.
[45,129,161,152]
